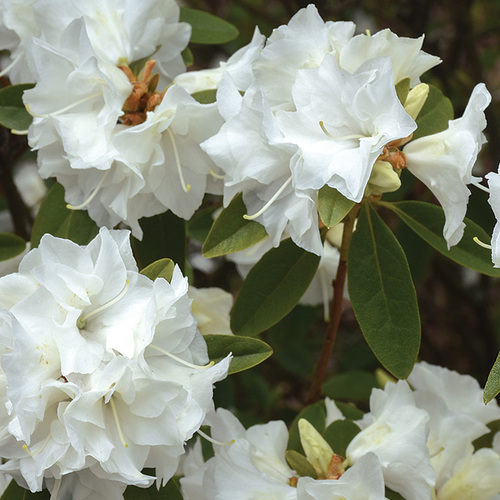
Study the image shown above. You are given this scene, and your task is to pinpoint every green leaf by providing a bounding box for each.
[124,477,182,499]
[317,186,356,229]
[140,258,175,282]
[0,481,50,499]
[128,46,161,76]
[191,89,217,104]
[347,203,420,379]
[202,193,268,258]
[287,402,326,454]
[473,419,500,450]
[205,334,273,375]
[395,78,411,105]
[285,450,317,479]
[0,83,34,131]
[132,211,186,273]
[30,182,99,248]
[412,84,453,141]
[0,233,26,261]
[322,370,378,401]
[181,46,194,67]
[379,200,500,277]
[186,206,217,243]
[230,238,320,336]
[334,401,365,421]
[180,8,239,44]
[322,420,360,457]
[484,351,500,403]
[385,488,406,500]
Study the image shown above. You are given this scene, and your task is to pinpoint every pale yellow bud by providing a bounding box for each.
[365,160,401,197]
[298,419,334,476]
[405,83,430,120]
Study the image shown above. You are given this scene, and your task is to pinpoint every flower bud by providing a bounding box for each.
[405,83,430,120]
[365,160,401,197]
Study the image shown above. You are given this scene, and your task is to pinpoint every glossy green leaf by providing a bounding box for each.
[0,480,49,499]
[412,84,453,141]
[484,351,500,403]
[322,370,378,402]
[30,182,99,248]
[124,477,182,499]
[0,83,34,131]
[204,334,273,374]
[180,8,239,44]
[317,185,356,229]
[395,78,411,105]
[0,233,26,261]
[140,258,175,283]
[132,211,186,273]
[334,401,365,421]
[230,238,320,336]
[186,206,217,243]
[285,450,317,479]
[347,203,420,379]
[287,402,326,454]
[202,193,268,258]
[191,89,217,104]
[379,200,500,277]
[473,419,500,450]
[323,420,360,457]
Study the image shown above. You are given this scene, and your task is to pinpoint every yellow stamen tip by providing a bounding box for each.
[186,184,191,192]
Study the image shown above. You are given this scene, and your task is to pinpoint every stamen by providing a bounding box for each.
[109,397,129,448]
[23,433,52,456]
[473,236,492,249]
[67,170,110,210]
[319,121,364,141]
[472,181,490,194]
[148,343,215,369]
[0,53,22,78]
[209,169,225,180]
[27,92,102,118]
[167,128,191,193]
[77,279,130,329]
[243,176,292,221]
[196,428,235,446]
[10,129,29,135]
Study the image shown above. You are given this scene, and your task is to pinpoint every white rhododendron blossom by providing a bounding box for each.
[188,286,233,336]
[486,168,500,267]
[0,228,230,494]
[404,83,491,247]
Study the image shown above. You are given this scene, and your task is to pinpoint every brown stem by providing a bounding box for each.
[306,204,361,404]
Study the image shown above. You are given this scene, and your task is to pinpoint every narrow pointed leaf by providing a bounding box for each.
[348,203,420,379]
[484,351,500,404]
[180,8,239,44]
[230,238,320,336]
[140,258,175,283]
[202,193,268,258]
[132,211,186,273]
[412,84,453,141]
[285,450,317,479]
[0,233,26,261]
[379,200,500,277]
[0,83,34,131]
[205,334,272,374]
[30,182,99,248]
[318,185,356,228]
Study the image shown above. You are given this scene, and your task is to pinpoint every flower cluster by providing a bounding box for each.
[181,362,500,500]
[198,4,490,255]
[0,228,230,497]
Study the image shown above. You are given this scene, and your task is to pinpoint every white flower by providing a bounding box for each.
[338,28,441,86]
[346,380,435,500]
[0,228,230,493]
[253,4,355,110]
[275,54,416,202]
[188,286,233,336]
[174,27,265,94]
[486,168,500,267]
[404,83,491,247]
[202,74,322,255]
[296,453,386,500]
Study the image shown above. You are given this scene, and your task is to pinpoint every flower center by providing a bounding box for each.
[118,60,165,126]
